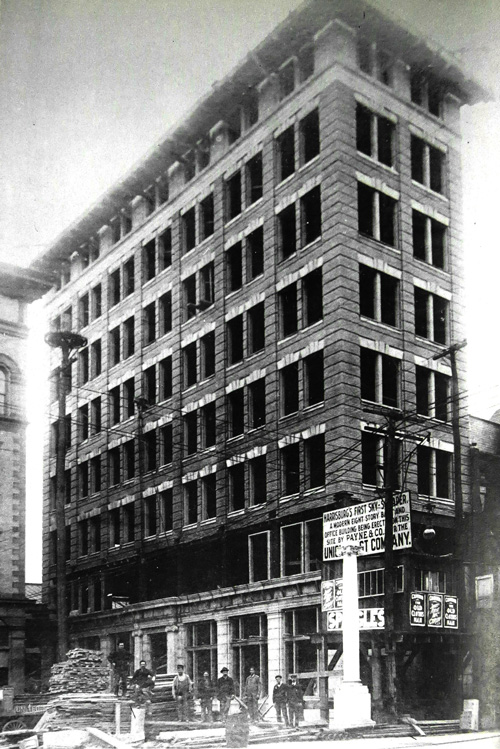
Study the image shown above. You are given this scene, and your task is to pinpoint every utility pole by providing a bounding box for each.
[45,330,87,661]
[135,396,148,601]
[432,340,466,523]
[432,339,467,709]
[383,413,398,717]
[364,406,417,718]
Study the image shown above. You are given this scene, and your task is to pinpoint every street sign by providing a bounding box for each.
[323,493,412,560]
[326,608,385,630]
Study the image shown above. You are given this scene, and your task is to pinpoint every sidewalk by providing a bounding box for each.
[247,732,500,749]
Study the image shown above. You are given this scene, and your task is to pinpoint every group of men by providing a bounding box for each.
[108,643,304,727]
[172,664,245,723]
[272,674,305,728]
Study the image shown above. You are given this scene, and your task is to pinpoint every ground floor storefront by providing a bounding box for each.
[68,572,464,720]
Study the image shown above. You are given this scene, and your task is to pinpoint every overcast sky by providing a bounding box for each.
[0,0,499,581]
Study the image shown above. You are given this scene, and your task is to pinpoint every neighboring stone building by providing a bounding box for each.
[466,416,500,728]
[0,263,52,692]
[31,0,487,717]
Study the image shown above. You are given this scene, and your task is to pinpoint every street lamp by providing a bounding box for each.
[45,329,87,661]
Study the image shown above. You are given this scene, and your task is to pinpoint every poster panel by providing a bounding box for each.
[321,579,344,611]
[444,595,458,629]
[427,593,443,627]
[410,591,426,626]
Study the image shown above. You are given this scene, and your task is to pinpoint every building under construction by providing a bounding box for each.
[32,0,487,718]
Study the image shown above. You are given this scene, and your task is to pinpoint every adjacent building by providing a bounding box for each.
[0,263,52,692]
[465,416,500,728]
[31,0,487,717]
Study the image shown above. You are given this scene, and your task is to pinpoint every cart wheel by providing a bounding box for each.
[2,718,27,732]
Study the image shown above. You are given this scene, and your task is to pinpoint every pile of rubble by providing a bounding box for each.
[48,649,109,694]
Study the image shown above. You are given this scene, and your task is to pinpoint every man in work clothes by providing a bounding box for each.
[272,675,289,726]
[131,660,155,711]
[197,671,214,722]
[172,664,193,722]
[287,675,304,729]
[217,667,235,723]
[108,642,133,697]
[244,666,261,722]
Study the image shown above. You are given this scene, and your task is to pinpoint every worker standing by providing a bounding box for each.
[243,666,261,722]
[172,664,193,722]
[197,671,214,722]
[217,667,235,723]
[287,675,304,729]
[272,675,289,726]
[108,642,133,697]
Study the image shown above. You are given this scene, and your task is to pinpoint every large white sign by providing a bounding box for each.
[323,493,411,560]
[326,608,385,630]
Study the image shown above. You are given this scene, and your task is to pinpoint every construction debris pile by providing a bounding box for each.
[48,649,109,694]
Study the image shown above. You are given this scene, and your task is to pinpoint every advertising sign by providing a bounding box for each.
[326,608,385,631]
[409,592,426,626]
[321,580,343,611]
[427,593,444,628]
[444,596,458,629]
[323,493,411,560]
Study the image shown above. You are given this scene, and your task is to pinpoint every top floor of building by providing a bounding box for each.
[31,0,487,297]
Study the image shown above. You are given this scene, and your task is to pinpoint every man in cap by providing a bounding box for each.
[244,666,261,722]
[131,660,155,711]
[172,664,193,722]
[197,671,214,723]
[272,675,289,726]
[108,641,133,697]
[287,675,304,729]
[217,667,235,723]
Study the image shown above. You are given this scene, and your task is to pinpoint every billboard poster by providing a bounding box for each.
[326,608,385,630]
[321,581,335,611]
[409,592,426,626]
[323,492,411,560]
[321,579,343,611]
[444,595,458,629]
[427,593,443,627]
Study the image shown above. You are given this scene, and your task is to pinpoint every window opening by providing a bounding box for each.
[281,444,300,496]
[300,109,320,164]
[279,283,298,338]
[226,172,242,221]
[247,302,265,354]
[229,463,245,511]
[182,207,196,253]
[281,362,299,416]
[246,153,263,205]
[277,126,295,181]
[246,227,264,279]
[227,315,244,364]
[301,186,321,245]
[159,228,172,269]
[304,351,324,406]
[249,378,266,428]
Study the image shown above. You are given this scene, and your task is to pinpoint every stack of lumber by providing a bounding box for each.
[35,694,131,734]
[48,649,109,694]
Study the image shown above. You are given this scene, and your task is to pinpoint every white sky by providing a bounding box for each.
[0,0,498,581]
